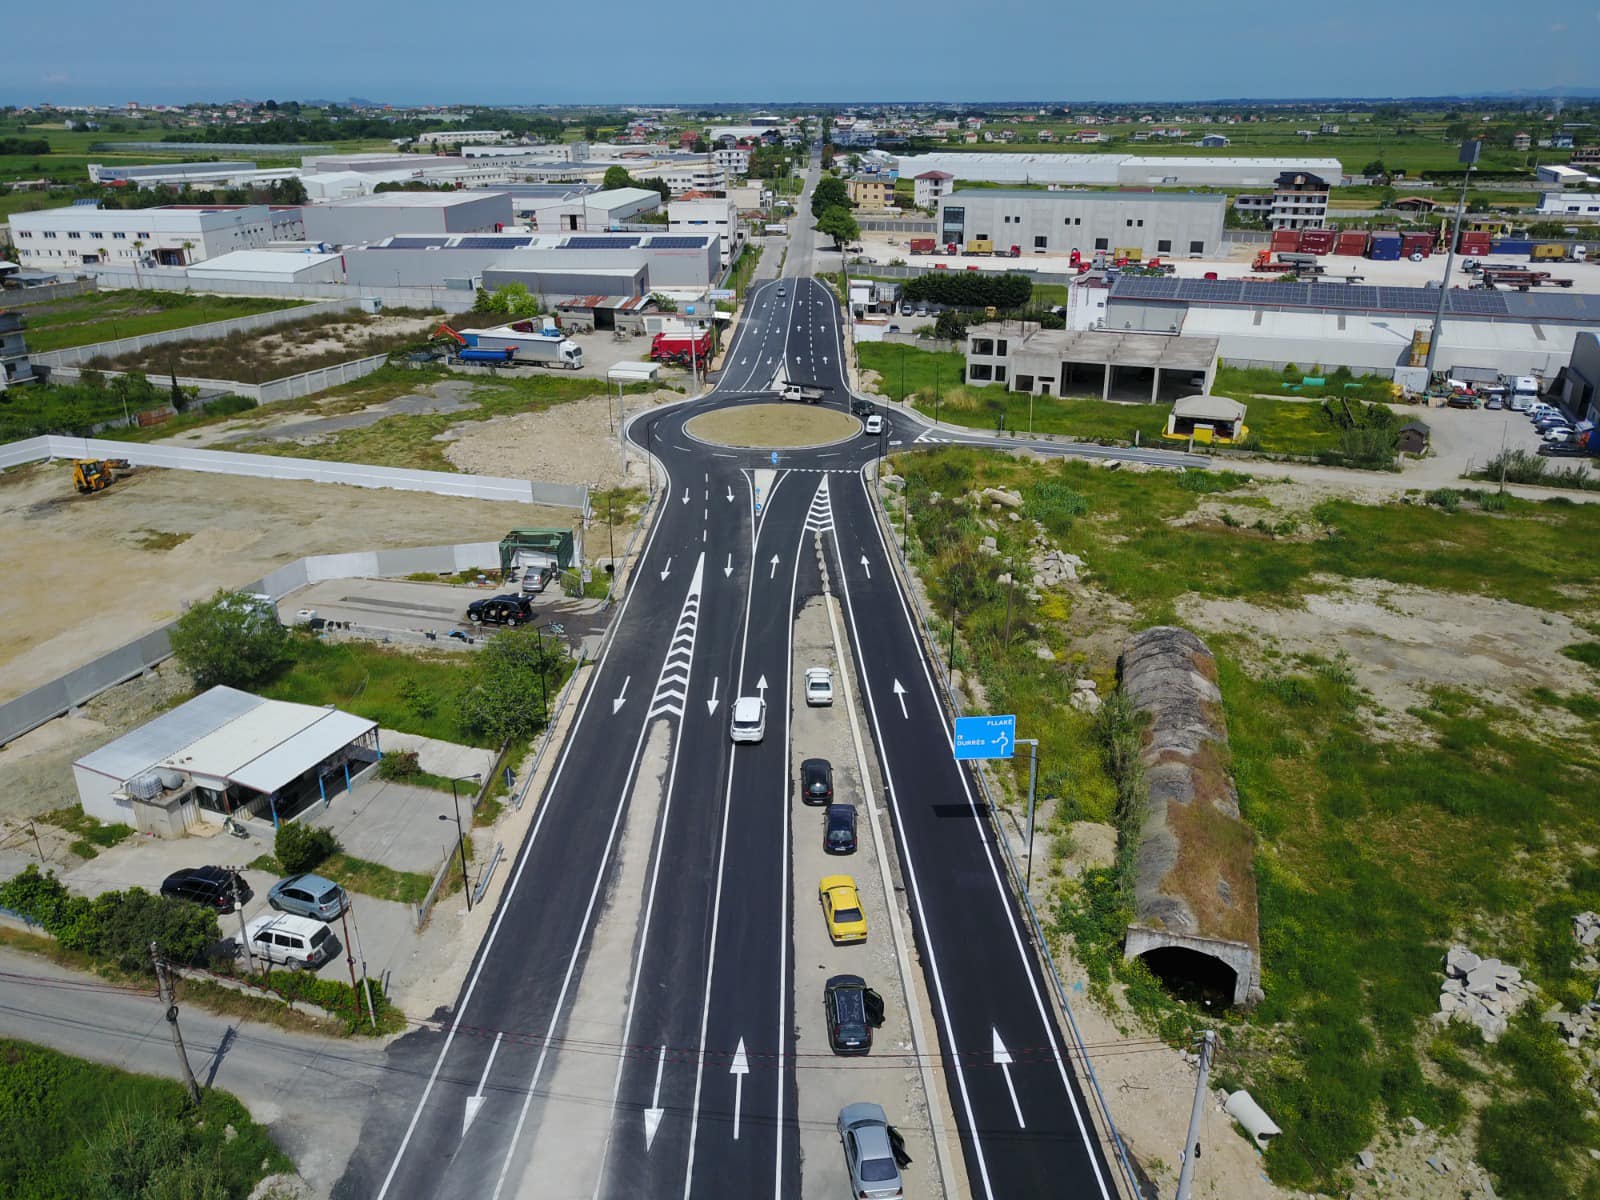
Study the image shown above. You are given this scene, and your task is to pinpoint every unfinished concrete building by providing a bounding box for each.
[1119,626,1263,1007]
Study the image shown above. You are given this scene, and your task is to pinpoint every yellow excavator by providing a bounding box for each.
[72,458,131,495]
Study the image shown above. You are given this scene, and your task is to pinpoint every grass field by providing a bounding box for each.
[19,290,304,353]
[892,447,1600,1198]
[0,1038,290,1199]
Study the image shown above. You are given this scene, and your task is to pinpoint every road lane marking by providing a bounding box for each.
[660,557,673,582]
[612,676,631,715]
[645,1046,667,1151]
[461,1031,504,1139]
[724,553,733,578]
[730,1038,749,1141]
[859,553,871,579]
[706,677,720,715]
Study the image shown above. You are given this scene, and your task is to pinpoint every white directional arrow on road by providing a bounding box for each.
[769,554,780,579]
[730,1038,750,1141]
[726,486,735,503]
[993,1029,1026,1128]
[892,679,908,718]
[859,554,872,579]
[724,553,733,578]
[462,1031,503,1139]
[660,557,672,582]
[682,488,691,505]
[644,1044,667,1150]
[706,677,720,716]
[756,675,769,697]
[612,676,631,715]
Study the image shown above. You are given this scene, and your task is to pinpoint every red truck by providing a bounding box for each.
[650,331,712,366]
[908,238,938,255]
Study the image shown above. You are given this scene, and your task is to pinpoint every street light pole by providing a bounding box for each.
[1424,140,1479,379]
[532,624,550,725]
[442,772,481,912]
[1016,739,1040,893]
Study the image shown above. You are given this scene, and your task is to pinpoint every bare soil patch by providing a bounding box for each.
[685,403,859,448]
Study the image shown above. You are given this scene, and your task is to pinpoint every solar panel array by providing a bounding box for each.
[453,236,532,250]
[1110,275,1592,321]
[644,236,709,249]
[564,236,639,250]
[382,236,449,249]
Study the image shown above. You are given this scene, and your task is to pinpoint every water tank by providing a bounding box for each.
[159,770,184,791]
[126,773,163,801]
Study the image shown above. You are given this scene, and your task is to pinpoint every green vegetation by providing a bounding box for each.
[17,290,302,354]
[170,590,292,691]
[250,849,433,910]
[0,866,218,973]
[0,1039,291,1200]
[273,822,339,876]
[726,242,763,298]
[1471,449,1600,493]
[36,807,134,861]
[0,371,250,442]
[893,447,1600,1197]
[902,271,1032,309]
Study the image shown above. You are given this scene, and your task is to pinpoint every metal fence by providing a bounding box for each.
[859,217,937,234]
[0,539,507,748]
[0,278,97,306]
[31,299,358,368]
[80,265,476,312]
[855,262,1078,287]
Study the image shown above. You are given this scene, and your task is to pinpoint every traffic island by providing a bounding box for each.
[684,403,858,449]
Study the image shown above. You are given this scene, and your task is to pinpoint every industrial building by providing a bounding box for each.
[187,249,345,285]
[87,160,284,187]
[964,322,1218,403]
[936,189,1225,259]
[1103,276,1600,377]
[1536,191,1600,217]
[893,152,1344,189]
[1561,331,1600,425]
[73,685,379,835]
[10,203,302,269]
[300,191,515,247]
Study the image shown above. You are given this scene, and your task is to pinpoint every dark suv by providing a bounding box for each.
[801,758,833,805]
[824,974,885,1055]
[466,594,534,626]
[850,398,876,418]
[161,866,250,913]
[825,804,857,855]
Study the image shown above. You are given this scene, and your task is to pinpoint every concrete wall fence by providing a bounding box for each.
[0,278,98,306]
[30,299,359,368]
[46,353,395,406]
[0,540,504,748]
[80,265,476,313]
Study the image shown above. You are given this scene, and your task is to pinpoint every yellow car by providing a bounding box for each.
[819,875,867,944]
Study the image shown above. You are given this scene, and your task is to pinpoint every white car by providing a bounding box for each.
[1543,426,1574,443]
[863,414,885,436]
[805,667,834,707]
[730,696,766,743]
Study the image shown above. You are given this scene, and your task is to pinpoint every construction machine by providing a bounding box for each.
[72,458,131,494]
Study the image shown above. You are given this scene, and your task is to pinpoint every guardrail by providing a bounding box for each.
[866,470,1145,1200]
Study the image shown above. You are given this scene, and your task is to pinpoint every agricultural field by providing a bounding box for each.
[888,447,1600,1199]
[16,289,304,353]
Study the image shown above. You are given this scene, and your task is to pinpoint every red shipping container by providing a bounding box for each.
[1458,231,1491,254]
[1271,230,1301,252]
[1400,233,1432,257]
[1336,231,1370,256]
[1299,229,1336,255]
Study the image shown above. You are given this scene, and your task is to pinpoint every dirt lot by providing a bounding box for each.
[0,460,564,705]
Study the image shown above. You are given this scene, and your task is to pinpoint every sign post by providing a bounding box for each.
[953,716,1043,892]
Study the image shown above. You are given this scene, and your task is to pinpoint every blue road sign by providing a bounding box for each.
[770,451,779,465]
[953,714,1016,760]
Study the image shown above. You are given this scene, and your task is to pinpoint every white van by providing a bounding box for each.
[244,912,336,970]
[730,696,766,744]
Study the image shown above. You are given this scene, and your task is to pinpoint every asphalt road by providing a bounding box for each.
[340,162,1134,1200]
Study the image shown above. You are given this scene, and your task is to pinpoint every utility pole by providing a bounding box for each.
[337,900,360,1007]
[232,873,255,976]
[1016,738,1040,892]
[150,943,201,1106]
[1174,1030,1217,1200]
[1423,139,1479,379]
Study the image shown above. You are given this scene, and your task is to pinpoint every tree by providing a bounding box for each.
[690,136,708,154]
[816,205,860,248]
[169,589,291,691]
[459,630,564,744]
[602,165,634,191]
[1361,159,1387,177]
[638,175,671,202]
[275,822,338,875]
[811,174,849,218]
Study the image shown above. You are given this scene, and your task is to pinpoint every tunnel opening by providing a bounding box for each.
[1136,944,1240,1011]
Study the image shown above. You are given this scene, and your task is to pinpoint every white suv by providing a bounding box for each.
[730,696,766,743]
[805,667,834,707]
[244,912,336,971]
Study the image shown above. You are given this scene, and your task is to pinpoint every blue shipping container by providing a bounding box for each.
[1369,233,1402,261]
[1493,239,1534,254]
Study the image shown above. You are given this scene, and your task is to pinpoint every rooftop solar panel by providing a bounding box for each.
[564,236,640,250]
[453,236,532,250]
[644,237,709,249]
[383,236,449,249]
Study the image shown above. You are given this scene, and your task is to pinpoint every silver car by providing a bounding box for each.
[267,872,348,921]
[838,1103,904,1198]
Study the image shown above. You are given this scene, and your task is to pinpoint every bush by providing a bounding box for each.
[200,394,256,418]
[0,866,219,973]
[169,590,291,690]
[903,271,1033,310]
[377,749,421,780]
[273,823,339,875]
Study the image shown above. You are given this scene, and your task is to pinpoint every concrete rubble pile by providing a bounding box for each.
[1435,945,1532,1042]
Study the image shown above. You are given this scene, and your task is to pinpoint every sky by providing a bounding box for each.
[1,0,1593,107]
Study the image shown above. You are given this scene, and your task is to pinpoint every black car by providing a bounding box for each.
[466,594,534,626]
[824,973,885,1055]
[850,398,876,418]
[825,804,858,855]
[160,866,250,913]
[1539,442,1587,457]
[801,757,833,805]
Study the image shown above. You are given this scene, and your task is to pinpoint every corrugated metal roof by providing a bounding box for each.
[229,709,375,795]
[76,686,264,780]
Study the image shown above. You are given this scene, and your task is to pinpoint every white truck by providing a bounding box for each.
[457,324,584,370]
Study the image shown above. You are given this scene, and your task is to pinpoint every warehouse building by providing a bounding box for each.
[894,152,1344,189]
[89,160,265,186]
[964,322,1218,403]
[342,230,720,291]
[936,189,1225,259]
[301,191,514,247]
[187,248,345,285]
[10,203,300,269]
[1104,276,1600,377]
[73,685,379,836]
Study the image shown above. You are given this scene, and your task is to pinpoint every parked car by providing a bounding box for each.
[837,1103,905,1199]
[244,912,337,971]
[819,875,867,943]
[1544,426,1575,443]
[466,594,534,626]
[1540,442,1587,457]
[851,398,876,417]
[824,803,858,854]
[863,414,885,436]
[730,696,766,744]
[1484,396,1503,410]
[900,304,913,316]
[824,974,885,1055]
[161,866,250,914]
[267,872,348,921]
[801,757,834,805]
[805,666,834,706]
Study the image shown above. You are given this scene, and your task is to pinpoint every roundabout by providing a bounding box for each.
[682,402,859,449]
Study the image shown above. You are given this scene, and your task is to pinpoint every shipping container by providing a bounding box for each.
[1299,229,1336,255]
[1400,233,1433,258]
[1493,239,1535,255]
[1271,230,1301,252]
[1335,230,1371,256]
[1531,243,1570,261]
[1368,232,1403,261]
[908,238,937,255]
[1458,231,1492,254]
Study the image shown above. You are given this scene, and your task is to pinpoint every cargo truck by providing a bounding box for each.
[908,238,938,255]
[437,323,584,370]
[650,330,713,366]
[781,382,827,403]
[964,239,994,256]
[1253,250,1324,275]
